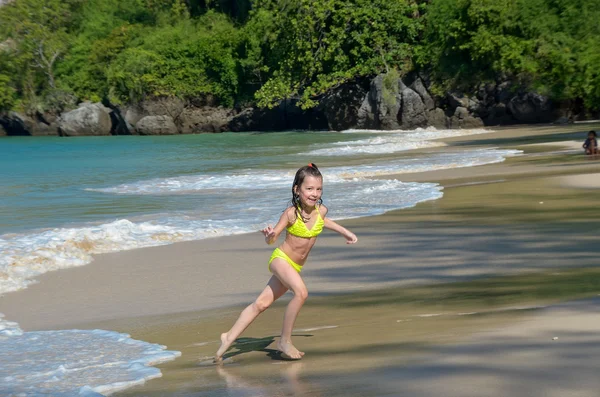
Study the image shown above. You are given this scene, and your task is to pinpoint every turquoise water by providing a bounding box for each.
[0,132,353,234]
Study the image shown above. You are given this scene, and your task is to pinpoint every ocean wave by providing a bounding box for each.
[0,319,180,396]
[306,127,492,156]
[87,148,519,195]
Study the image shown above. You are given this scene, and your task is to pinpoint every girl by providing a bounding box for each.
[215,163,357,362]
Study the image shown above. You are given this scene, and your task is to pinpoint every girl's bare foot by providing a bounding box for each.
[214,333,232,363]
[277,340,304,360]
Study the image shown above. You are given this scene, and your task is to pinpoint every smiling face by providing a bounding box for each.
[294,175,323,209]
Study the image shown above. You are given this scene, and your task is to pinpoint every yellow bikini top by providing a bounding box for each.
[287,206,324,238]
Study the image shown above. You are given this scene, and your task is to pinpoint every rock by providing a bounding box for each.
[477,82,497,108]
[0,124,6,136]
[141,97,185,120]
[228,98,327,132]
[399,88,428,129]
[447,92,468,110]
[38,111,57,125]
[121,98,185,134]
[410,78,435,110]
[495,81,513,104]
[136,115,178,135]
[278,98,328,130]
[123,106,145,130]
[58,103,112,136]
[106,104,133,135]
[180,106,235,133]
[483,103,514,125]
[427,108,448,129]
[357,74,410,130]
[35,122,59,136]
[356,74,401,130]
[374,74,401,129]
[356,90,378,129]
[227,108,264,131]
[508,93,554,123]
[0,112,59,136]
[454,106,470,119]
[318,80,369,131]
[0,112,35,135]
[449,107,484,128]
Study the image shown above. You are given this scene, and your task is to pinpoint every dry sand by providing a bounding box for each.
[2,123,600,396]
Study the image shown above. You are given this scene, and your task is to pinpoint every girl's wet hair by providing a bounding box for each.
[589,130,597,137]
[291,163,323,219]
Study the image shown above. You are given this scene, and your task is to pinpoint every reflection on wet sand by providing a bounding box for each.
[216,362,315,397]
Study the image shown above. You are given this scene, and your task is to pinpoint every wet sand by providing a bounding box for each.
[2,124,600,396]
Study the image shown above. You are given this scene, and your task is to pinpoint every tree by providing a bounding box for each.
[251,0,424,109]
[0,0,81,112]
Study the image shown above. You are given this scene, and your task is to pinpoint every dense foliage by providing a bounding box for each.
[0,0,598,113]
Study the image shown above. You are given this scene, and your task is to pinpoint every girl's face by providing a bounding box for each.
[295,175,323,208]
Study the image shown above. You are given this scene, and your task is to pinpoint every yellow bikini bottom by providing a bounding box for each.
[268,248,303,273]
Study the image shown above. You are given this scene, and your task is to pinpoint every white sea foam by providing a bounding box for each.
[0,319,180,396]
[304,128,493,156]
[87,148,520,195]
[0,218,253,295]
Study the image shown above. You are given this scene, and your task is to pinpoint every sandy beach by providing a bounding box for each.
[2,124,600,396]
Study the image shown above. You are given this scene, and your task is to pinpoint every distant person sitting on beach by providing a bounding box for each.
[214,163,358,362]
[583,131,598,155]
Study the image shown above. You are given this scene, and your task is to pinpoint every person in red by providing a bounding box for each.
[583,131,598,155]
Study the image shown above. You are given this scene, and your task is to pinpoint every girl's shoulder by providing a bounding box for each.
[318,204,328,217]
[283,206,297,221]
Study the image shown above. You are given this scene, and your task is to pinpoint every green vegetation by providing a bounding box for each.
[382,68,400,109]
[0,0,599,114]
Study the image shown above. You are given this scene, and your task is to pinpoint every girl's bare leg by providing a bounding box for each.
[215,276,288,362]
[269,259,309,359]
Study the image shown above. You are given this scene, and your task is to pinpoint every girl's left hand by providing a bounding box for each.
[345,232,358,244]
[262,225,276,244]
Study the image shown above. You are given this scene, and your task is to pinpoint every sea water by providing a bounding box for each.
[0,128,520,395]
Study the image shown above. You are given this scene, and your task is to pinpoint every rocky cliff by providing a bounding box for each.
[0,74,589,136]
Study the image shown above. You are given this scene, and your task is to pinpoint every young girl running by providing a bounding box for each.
[215,163,358,362]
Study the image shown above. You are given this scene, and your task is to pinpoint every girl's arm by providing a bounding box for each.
[262,207,294,245]
[321,205,358,244]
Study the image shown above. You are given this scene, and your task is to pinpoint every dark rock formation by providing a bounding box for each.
[228,99,327,132]
[427,108,448,129]
[449,106,484,128]
[104,102,132,135]
[180,106,235,133]
[1,73,581,137]
[508,92,555,123]
[318,79,369,131]
[399,87,428,128]
[58,102,112,136]
[410,78,435,111]
[0,111,58,136]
